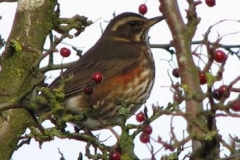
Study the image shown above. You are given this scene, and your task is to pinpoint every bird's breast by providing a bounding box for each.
[116,49,155,107]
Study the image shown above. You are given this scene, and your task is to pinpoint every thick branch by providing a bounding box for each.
[0,0,58,159]
[159,0,210,158]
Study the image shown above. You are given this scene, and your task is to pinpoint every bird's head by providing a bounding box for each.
[102,12,164,43]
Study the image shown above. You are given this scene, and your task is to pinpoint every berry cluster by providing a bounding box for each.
[83,72,104,95]
[212,85,230,100]
[171,45,240,111]
[136,111,153,144]
[172,49,227,86]
[140,124,152,143]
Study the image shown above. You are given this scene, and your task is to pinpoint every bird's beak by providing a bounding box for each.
[145,16,164,27]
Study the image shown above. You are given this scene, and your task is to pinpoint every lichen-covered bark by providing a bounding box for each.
[0,0,57,159]
[159,0,219,159]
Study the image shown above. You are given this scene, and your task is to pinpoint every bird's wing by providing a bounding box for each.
[49,39,141,98]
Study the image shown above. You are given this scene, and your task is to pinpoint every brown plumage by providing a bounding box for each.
[49,12,164,130]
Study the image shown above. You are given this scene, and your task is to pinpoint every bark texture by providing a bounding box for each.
[0,0,57,159]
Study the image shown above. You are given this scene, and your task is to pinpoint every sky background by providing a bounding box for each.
[0,0,240,160]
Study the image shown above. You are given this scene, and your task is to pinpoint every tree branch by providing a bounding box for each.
[0,0,17,2]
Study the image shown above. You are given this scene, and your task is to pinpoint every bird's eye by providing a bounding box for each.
[128,21,137,27]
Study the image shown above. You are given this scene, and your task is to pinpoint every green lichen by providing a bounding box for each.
[119,131,134,147]
[121,154,133,160]
[9,39,22,53]
[118,103,131,116]
[204,131,217,141]
[181,83,193,99]
[161,153,178,160]
[206,72,215,87]
[118,130,135,159]
[181,83,189,93]
[52,87,65,100]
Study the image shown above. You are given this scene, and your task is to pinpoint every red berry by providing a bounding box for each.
[84,85,93,95]
[199,71,207,85]
[142,125,152,135]
[138,4,148,15]
[91,72,103,84]
[60,47,71,57]
[136,111,145,122]
[214,50,227,63]
[172,68,179,78]
[213,85,231,100]
[205,0,215,7]
[109,151,121,160]
[140,132,150,143]
[212,89,222,100]
[229,100,240,112]
[219,85,230,98]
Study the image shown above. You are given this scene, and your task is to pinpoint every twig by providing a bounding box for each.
[0,0,17,2]
[39,61,75,73]
[58,148,66,160]
[16,137,31,150]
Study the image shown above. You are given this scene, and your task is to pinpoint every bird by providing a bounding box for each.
[49,12,164,130]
